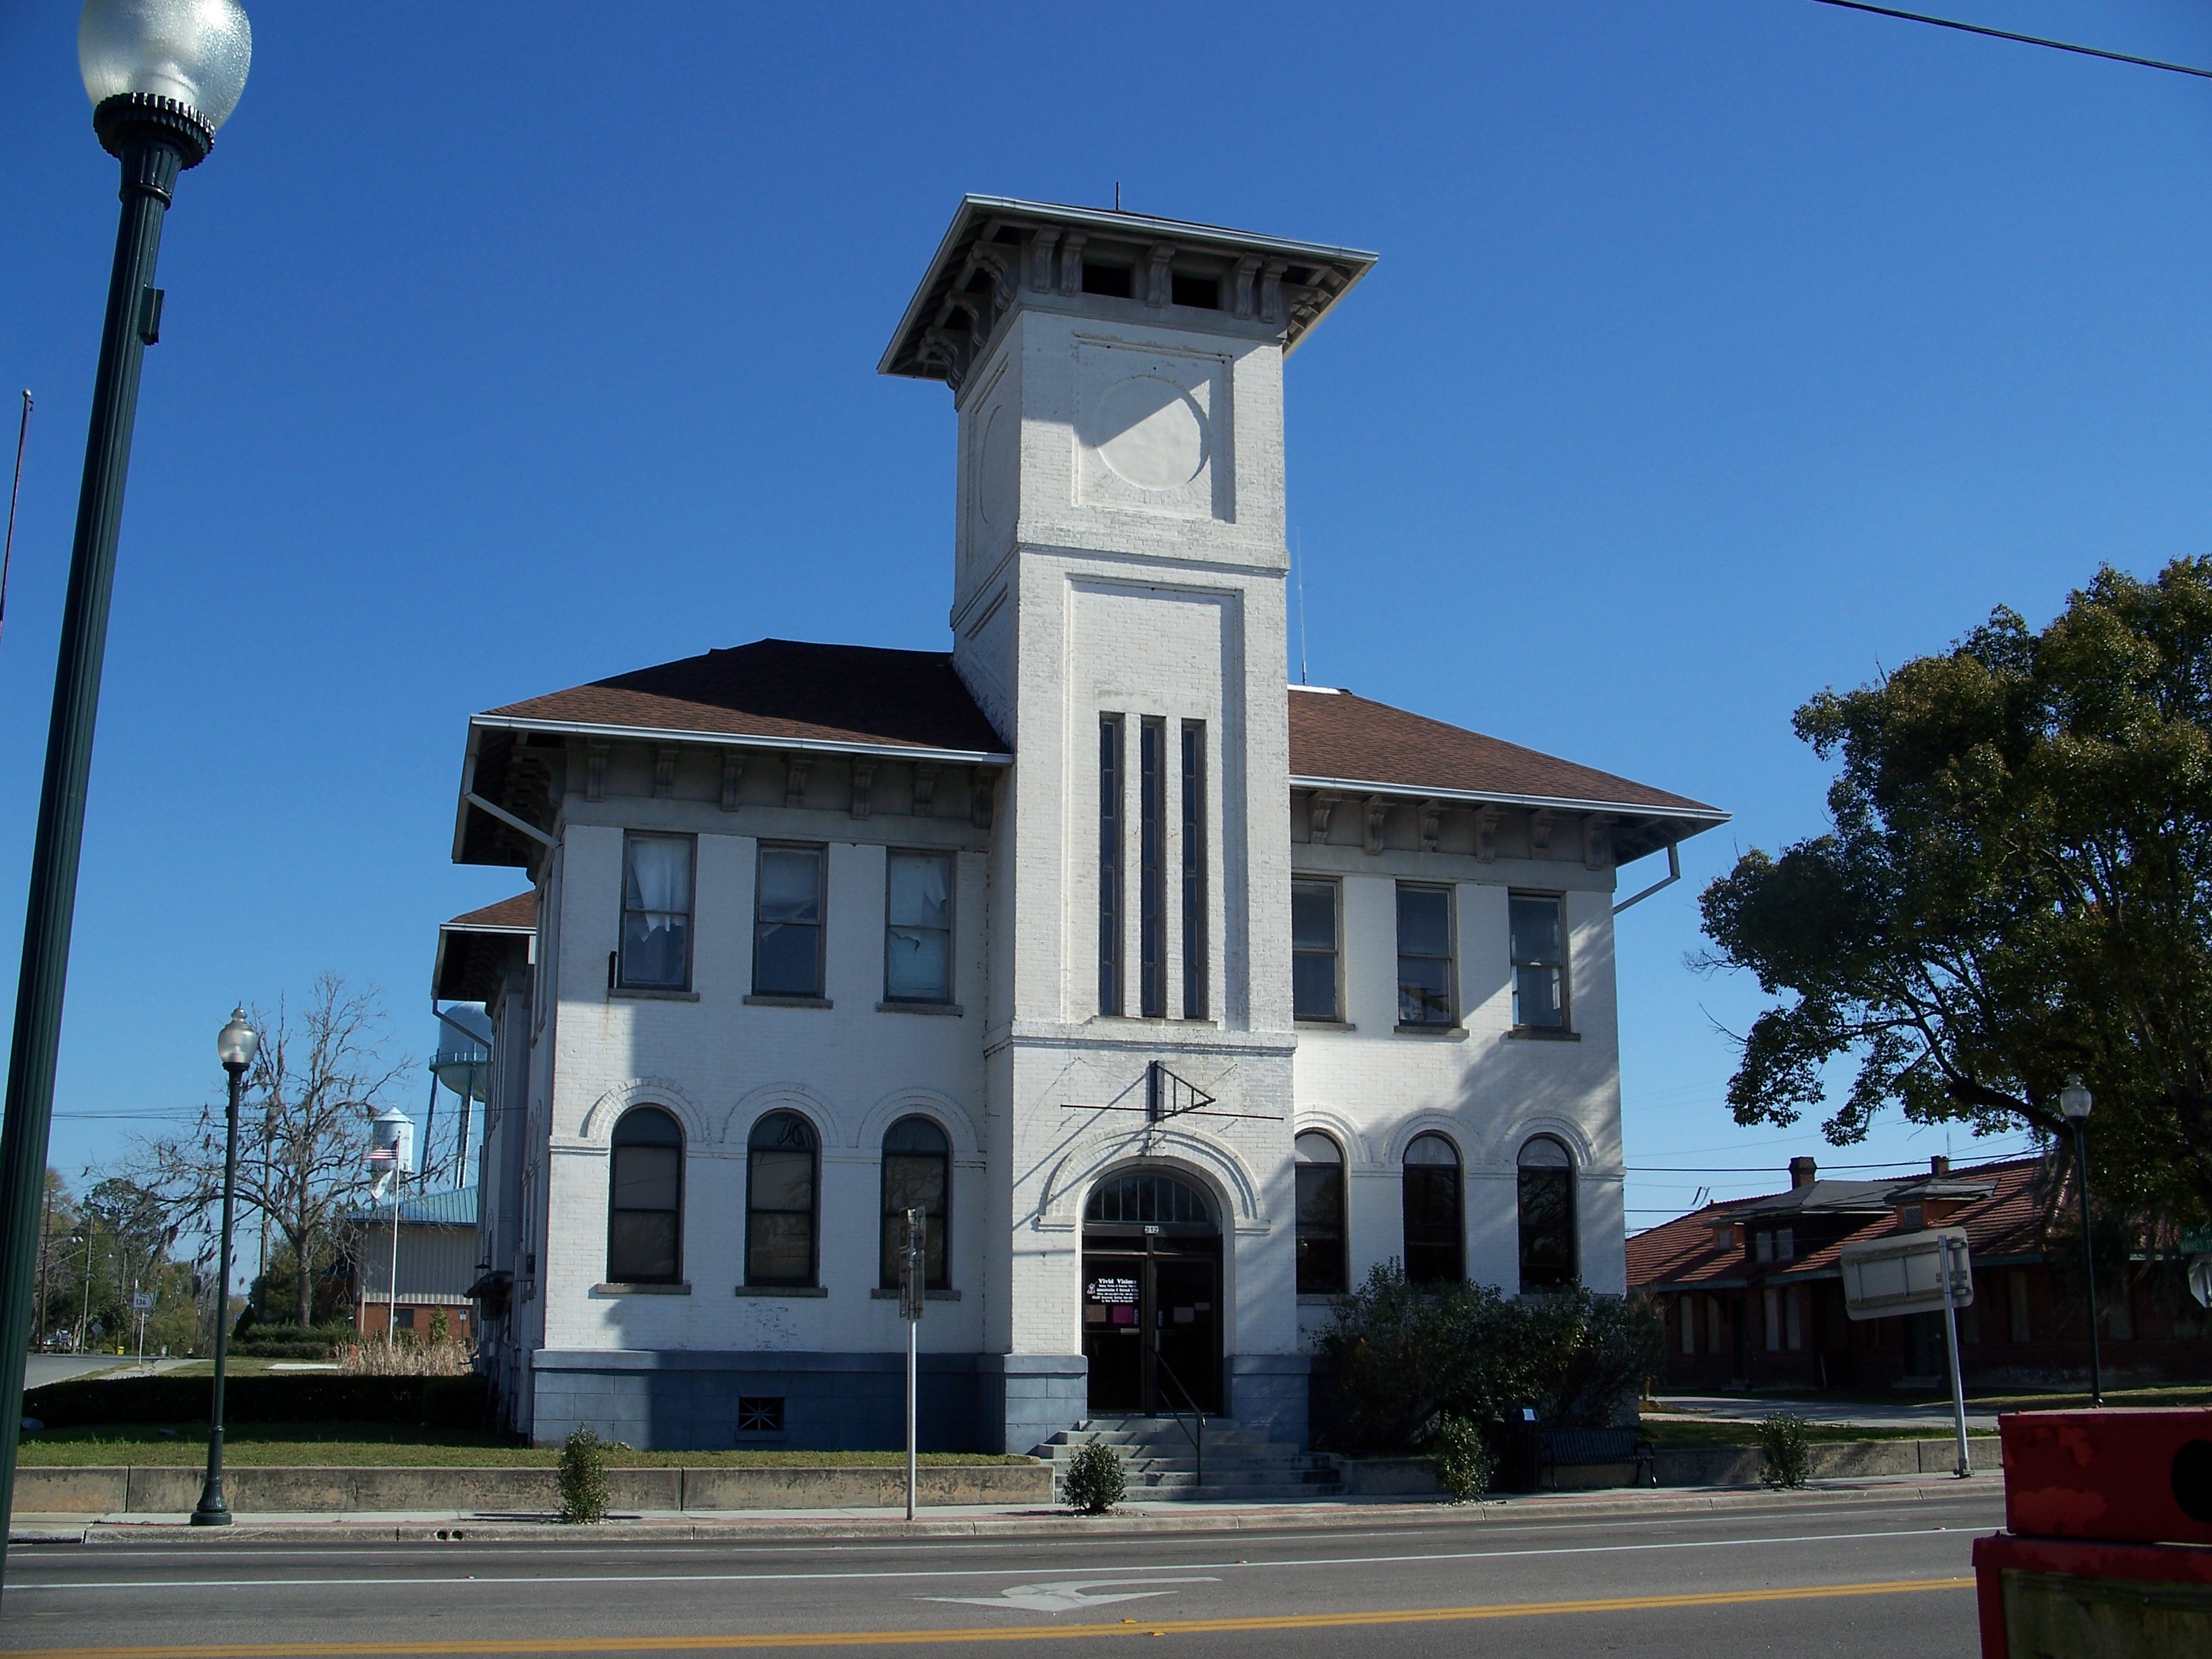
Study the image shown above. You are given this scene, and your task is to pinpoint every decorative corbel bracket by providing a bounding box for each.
[586,739,609,804]
[912,762,938,818]
[1147,243,1176,308]
[1233,254,1261,320]
[785,756,811,810]
[1029,227,1061,292]
[1531,809,1556,855]
[1474,806,1500,864]
[970,766,996,830]
[720,753,745,813]
[653,745,678,800]
[1362,795,1390,857]
[1058,232,1087,297]
[1418,799,1446,853]
[1308,790,1343,842]
[1583,813,1614,872]
[851,760,875,821]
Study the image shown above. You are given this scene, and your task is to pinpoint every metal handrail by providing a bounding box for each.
[1150,1349,1204,1488]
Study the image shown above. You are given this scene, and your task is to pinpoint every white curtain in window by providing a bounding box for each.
[623,836,692,986]
[886,852,951,1001]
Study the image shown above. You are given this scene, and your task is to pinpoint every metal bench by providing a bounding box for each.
[1537,1425,1656,1489]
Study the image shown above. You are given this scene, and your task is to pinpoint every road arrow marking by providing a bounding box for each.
[926,1576,1219,1613]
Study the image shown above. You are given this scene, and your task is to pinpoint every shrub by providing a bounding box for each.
[340,1336,475,1377]
[1431,1415,1496,1502]
[558,1427,611,1523]
[1758,1413,1812,1490]
[1312,1264,1665,1454]
[1062,1441,1125,1514]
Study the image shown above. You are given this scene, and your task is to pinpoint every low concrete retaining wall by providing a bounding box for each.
[1332,1435,2001,1496]
[13,1462,1050,1515]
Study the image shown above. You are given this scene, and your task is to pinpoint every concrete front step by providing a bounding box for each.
[1041,1414,1345,1503]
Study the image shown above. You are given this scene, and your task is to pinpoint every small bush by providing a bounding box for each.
[1062,1441,1126,1514]
[558,1427,611,1523]
[1312,1265,1666,1454]
[1758,1412,1812,1490]
[339,1336,475,1376]
[1431,1415,1496,1502]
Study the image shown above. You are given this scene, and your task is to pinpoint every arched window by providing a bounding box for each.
[607,1107,682,1284]
[880,1115,950,1290]
[1402,1132,1462,1284]
[1085,1169,1215,1230]
[747,1111,819,1287]
[1294,1132,1347,1295]
[1517,1134,1577,1290]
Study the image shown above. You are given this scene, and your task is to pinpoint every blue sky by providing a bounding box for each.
[1,2,2207,1232]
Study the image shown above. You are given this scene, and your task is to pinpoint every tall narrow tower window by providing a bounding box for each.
[1099,716,1123,1016]
[1181,722,1207,1019]
[1139,718,1166,1018]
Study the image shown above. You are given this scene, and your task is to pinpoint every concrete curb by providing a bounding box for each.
[12,1473,2001,1547]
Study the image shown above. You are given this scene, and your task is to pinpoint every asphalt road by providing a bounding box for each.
[0,1487,2004,1658]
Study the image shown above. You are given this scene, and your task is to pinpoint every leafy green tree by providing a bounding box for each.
[1699,558,2212,1220]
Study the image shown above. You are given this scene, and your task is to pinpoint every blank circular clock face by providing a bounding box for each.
[1088,375,1209,491]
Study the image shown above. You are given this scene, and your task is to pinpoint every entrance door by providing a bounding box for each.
[1081,1168,1222,1414]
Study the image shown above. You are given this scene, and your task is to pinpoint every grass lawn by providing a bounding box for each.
[1635,1418,1994,1449]
[16,1422,1033,1468]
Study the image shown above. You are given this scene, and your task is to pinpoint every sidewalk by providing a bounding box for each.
[1651,1393,2001,1431]
[11,1471,2003,1546]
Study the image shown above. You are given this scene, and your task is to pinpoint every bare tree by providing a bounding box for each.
[135,975,408,1327]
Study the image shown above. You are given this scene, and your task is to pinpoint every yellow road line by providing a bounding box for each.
[7,1575,1976,1658]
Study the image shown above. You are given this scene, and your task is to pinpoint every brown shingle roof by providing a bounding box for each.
[1627,1157,2060,1294]
[1288,687,1719,817]
[482,639,1008,759]
[445,893,535,932]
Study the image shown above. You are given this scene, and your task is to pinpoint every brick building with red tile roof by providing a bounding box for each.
[1629,1153,2212,1392]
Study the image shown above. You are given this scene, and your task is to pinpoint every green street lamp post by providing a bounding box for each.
[0,0,251,1587]
[2058,1076,2104,1407]
[193,1009,258,1525]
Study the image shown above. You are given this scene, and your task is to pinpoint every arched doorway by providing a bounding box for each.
[1082,1168,1221,1414]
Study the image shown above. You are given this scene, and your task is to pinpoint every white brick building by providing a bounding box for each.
[436,197,1726,1452]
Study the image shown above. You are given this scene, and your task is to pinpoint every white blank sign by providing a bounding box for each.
[1839,1227,1973,1320]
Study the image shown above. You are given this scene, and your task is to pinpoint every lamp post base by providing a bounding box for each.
[188,1495,231,1527]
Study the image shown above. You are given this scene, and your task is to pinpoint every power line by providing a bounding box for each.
[1807,0,2212,81]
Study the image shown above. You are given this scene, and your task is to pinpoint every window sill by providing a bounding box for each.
[1394,1023,1467,1039]
[1295,1019,1356,1031]
[868,1287,963,1300]
[1507,1026,1580,1042]
[744,995,834,1010]
[592,1282,691,1296]
[877,1000,963,1017]
[610,987,699,1002]
[733,1284,828,1298]
[1296,1292,1347,1306]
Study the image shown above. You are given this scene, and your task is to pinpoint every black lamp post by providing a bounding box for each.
[194,1008,258,1526]
[0,0,251,1584]
[2059,1075,2104,1407]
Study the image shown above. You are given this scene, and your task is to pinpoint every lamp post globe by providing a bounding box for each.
[2059,1075,2104,1406]
[0,0,250,1581]
[80,0,253,134]
[218,1007,258,1073]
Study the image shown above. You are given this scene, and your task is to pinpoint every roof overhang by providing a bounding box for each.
[434,912,534,1004]
[880,194,1378,384]
[470,713,1012,769]
[1289,774,1729,865]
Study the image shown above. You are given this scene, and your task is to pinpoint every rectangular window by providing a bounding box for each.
[1776,1227,1794,1263]
[1763,1288,1782,1353]
[1099,717,1122,1015]
[2008,1270,2032,1343]
[1395,883,1454,1027]
[1292,879,1340,1021]
[884,850,954,1003]
[1755,1231,1773,1265]
[1786,1288,1805,1351]
[1681,1297,1696,1355]
[1510,893,1568,1029]
[393,1307,415,1331]
[1181,722,1207,1019]
[620,832,694,989]
[753,843,825,997]
[1140,718,1165,1018]
[736,1396,785,1433]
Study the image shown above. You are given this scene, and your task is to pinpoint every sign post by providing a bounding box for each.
[900,1208,924,1521]
[130,1285,153,1366]
[1840,1226,1975,1477]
